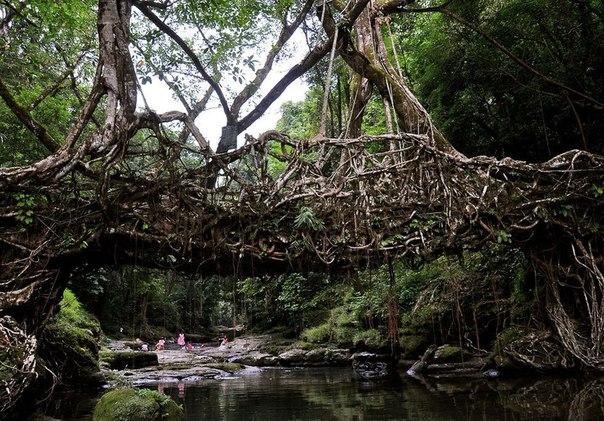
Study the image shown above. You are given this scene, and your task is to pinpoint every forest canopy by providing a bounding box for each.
[0,0,603,416]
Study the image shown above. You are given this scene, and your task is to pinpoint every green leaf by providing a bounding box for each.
[294,207,325,231]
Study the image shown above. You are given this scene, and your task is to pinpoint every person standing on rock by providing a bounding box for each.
[177,331,186,347]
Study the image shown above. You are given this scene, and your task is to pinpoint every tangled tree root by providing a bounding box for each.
[501,327,577,370]
[0,316,38,414]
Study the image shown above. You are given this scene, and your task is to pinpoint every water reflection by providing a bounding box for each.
[153,368,604,421]
[502,376,604,421]
[28,368,604,420]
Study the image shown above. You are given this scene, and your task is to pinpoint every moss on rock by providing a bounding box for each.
[93,388,183,421]
[399,334,429,358]
[38,289,103,386]
[433,345,472,363]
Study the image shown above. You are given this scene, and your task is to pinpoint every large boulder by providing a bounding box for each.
[352,352,393,380]
[38,289,104,388]
[278,348,351,366]
[93,387,183,421]
[278,348,307,365]
[432,345,473,364]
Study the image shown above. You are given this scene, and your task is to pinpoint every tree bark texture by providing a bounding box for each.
[0,0,603,413]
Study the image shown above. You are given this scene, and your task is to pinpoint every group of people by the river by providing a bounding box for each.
[177,332,194,351]
[153,331,194,351]
[134,330,227,352]
[127,329,236,353]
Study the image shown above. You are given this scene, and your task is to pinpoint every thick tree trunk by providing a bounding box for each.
[0,0,138,413]
[318,1,457,155]
[1,0,604,414]
[346,7,375,138]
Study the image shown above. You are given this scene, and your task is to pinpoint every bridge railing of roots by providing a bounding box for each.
[1,128,604,410]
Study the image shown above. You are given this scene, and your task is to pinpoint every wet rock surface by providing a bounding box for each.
[102,338,498,387]
[101,336,352,385]
[405,344,494,379]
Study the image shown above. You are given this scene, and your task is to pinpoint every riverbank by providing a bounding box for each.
[101,335,352,386]
[100,335,497,387]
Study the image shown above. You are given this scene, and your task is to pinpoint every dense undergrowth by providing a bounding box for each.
[69,243,533,361]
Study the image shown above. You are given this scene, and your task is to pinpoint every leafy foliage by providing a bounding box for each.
[294,206,325,231]
[70,267,221,339]
[398,0,604,161]
[39,289,102,387]
[0,0,97,165]
[276,98,321,140]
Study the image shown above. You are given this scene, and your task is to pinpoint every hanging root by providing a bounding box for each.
[0,316,38,414]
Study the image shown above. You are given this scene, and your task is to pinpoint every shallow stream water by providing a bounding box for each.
[34,367,604,420]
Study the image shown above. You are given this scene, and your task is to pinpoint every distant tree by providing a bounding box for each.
[1,1,603,416]
[0,0,97,165]
[398,0,604,161]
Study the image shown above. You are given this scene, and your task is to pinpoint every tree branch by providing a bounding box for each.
[0,76,60,152]
[230,0,315,119]
[132,0,232,120]
[236,38,332,134]
[237,0,371,133]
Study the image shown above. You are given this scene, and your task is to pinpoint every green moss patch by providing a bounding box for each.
[399,335,429,358]
[93,387,183,421]
[38,288,103,386]
[433,345,472,363]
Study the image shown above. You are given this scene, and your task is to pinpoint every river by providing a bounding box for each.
[36,367,604,420]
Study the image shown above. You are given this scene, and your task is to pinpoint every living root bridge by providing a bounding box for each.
[1,132,604,411]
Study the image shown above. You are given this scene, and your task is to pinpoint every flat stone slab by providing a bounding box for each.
[102,336,291,385]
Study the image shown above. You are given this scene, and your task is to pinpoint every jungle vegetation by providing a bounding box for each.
[0,0,603,417]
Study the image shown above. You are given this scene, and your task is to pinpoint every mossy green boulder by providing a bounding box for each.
[38,288,103,386]
[93,388,184,421]
[433,345,472,363]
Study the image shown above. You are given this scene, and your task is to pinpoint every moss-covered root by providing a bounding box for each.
[93,388,184,421]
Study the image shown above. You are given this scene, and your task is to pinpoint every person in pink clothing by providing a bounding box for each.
[177,331,186,346]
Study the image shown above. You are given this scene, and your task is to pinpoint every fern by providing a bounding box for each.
[294,206,325,231]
